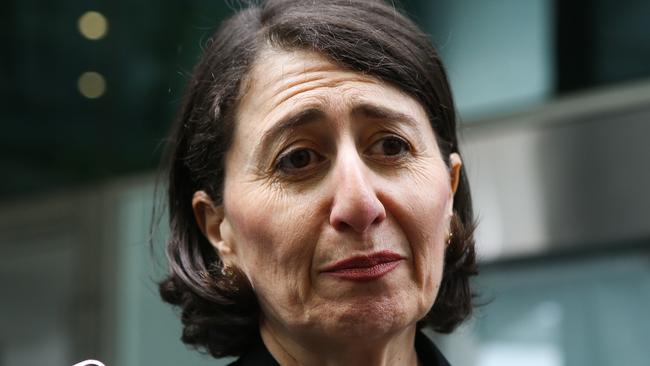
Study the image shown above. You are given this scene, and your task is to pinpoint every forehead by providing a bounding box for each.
[245,47,371,91]
[231,48,433,158]
[234,48,430,138]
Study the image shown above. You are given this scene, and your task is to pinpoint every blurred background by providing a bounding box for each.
[1,0,649,365]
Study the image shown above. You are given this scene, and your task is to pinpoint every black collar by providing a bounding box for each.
[229,329,451,366]
[414,329,452,366]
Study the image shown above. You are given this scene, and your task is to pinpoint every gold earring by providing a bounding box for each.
[221,264,233,277]
[220,264,239,291]
[446,232,453,247]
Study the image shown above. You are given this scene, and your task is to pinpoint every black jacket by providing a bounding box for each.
[229,330,452,366]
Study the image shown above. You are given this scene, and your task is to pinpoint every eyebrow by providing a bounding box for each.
[255,107,326,159]
[254,102,421,160]
[350,102,420,129]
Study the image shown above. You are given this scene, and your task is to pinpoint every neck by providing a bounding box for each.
[259,319,420,366]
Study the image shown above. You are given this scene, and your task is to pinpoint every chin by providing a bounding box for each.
[313,293,429,341]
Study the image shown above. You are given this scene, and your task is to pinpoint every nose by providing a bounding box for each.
[329,151,386,233]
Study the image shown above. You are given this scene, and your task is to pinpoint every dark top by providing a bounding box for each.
[228,329,452,366]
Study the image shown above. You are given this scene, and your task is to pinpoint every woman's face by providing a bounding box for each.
[196,48,461,342]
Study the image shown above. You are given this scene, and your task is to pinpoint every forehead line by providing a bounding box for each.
[240,48,429,157]
[253,98,424,159]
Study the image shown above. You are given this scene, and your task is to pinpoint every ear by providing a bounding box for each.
[192,191,236,264]
[447,153,463,216]
[449,152,462,195]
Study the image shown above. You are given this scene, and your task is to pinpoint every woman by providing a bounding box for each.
[159,0,477,365]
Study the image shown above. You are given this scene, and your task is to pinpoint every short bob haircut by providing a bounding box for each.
[159,0,477,359]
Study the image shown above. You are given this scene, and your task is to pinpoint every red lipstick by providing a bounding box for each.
[321,250,404,282]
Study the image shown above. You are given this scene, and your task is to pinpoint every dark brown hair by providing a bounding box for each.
[159,0,477,358]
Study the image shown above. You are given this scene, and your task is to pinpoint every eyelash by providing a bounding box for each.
[366,135,411,160]
[273,135,412,176]
[275,148,325,174]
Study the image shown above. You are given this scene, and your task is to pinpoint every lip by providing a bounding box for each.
[320,250,404,282]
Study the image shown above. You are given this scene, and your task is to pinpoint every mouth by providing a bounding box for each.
[320,250,404,282]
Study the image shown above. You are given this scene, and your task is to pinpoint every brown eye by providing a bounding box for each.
[368,136,410,157]
[276,148,321,172]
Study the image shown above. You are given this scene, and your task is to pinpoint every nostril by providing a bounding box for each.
[373,210,386,225]
[329,193,386,233]
[331,218,352,232]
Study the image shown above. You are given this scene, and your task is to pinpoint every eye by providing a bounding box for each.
[367,136,411,157]
[275,148,323,173]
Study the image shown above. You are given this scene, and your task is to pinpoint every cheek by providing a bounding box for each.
[412,193,447,281]
[225,189,318,301]
[387,168,451,295]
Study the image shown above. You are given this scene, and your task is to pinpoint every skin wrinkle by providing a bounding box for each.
[254,102,330,174]
[253,100,428,187]
[256,49,383,115]
[269,74,373,108]
[255,108,327,165]
[195,48,461,366]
